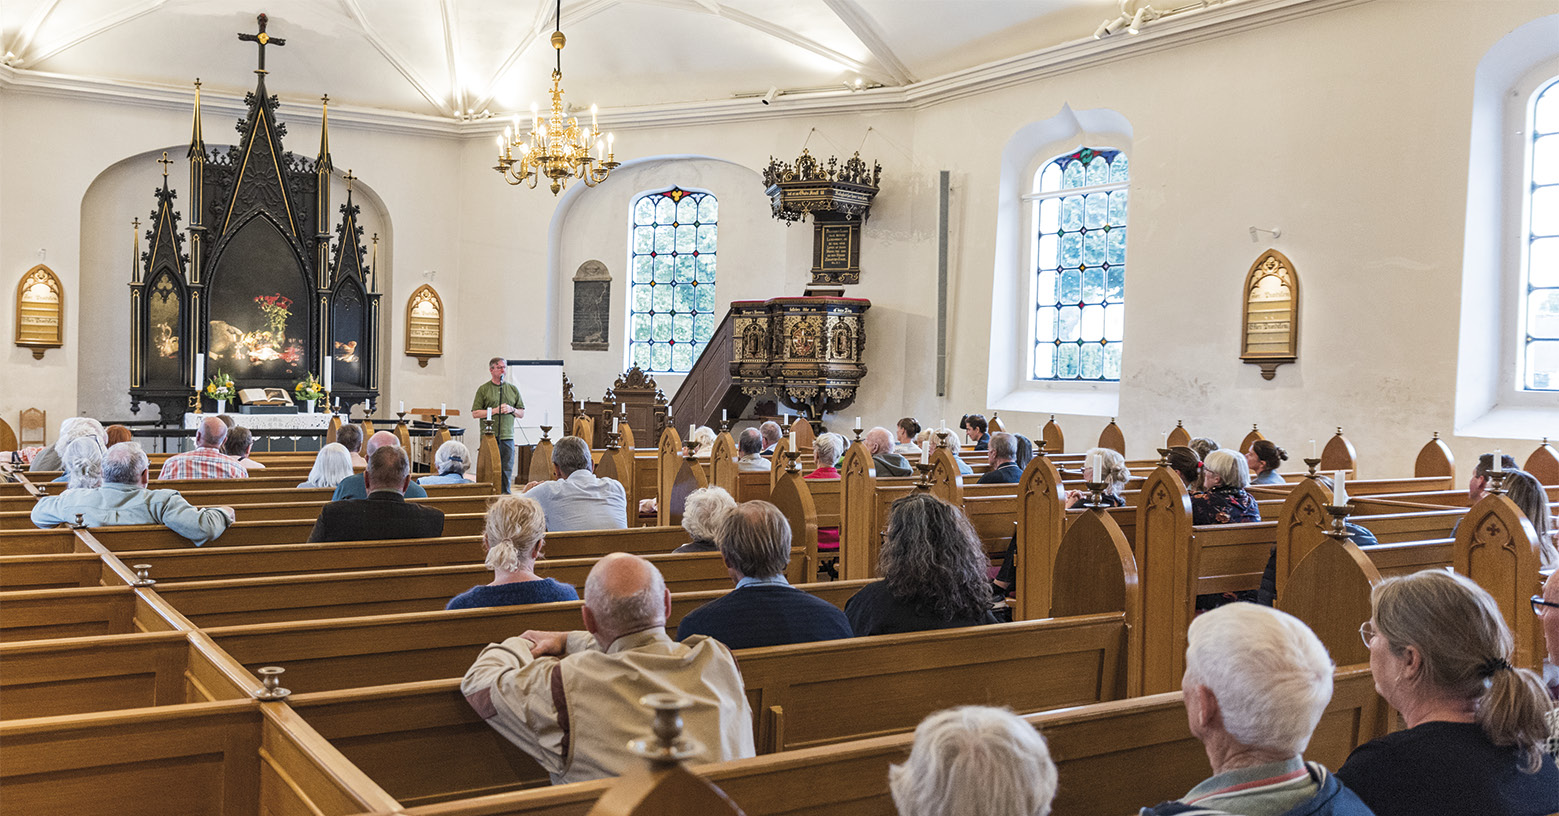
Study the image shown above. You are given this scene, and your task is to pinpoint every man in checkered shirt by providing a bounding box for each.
[157,416,250,481]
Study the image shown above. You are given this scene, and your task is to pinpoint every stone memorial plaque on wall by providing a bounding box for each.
[572,260,611,351]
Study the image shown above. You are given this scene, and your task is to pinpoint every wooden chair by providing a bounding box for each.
[18,409,45,449]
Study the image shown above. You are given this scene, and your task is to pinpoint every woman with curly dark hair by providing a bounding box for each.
[845,493,998,635]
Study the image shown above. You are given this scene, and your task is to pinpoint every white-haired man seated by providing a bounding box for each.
[890,705,1058,816]
[1140,603,1374,816]
[31,442,234,545]
[461,552,754,785]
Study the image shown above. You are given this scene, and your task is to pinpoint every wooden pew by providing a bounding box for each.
[78,512,487,551]
[146,549,805,628]
[312,667,1386,816]
[0,551,113,590]
[0,527,89,555]
[0,701,402,814]
[0,585,190,642]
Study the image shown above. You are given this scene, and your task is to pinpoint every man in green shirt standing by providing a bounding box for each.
[473,357,524,493]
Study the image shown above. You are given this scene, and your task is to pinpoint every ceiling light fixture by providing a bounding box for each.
[493,0,618,194]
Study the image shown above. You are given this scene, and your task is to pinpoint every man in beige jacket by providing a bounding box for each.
[461,552,755,784]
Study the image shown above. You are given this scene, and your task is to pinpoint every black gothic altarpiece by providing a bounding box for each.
[129,15,380,419]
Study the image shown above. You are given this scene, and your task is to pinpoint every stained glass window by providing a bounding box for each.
[1522,78,1559,391]
[1029,147,1128,382]
[627,187,718,373]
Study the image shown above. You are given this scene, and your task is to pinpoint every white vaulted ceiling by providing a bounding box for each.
[0,0,1127,118]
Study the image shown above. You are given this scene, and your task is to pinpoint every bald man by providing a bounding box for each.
[157,415,249,480]
[462,553,754,784]
[331,431,428,500]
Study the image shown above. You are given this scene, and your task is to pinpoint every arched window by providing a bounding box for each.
[1522,77,1559,390]
[627,187,718,373]
[1029,147,1128,381]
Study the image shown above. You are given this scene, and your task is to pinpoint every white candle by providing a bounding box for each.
[440,402,446,414]
[1310,439,1316,458]
[689,423,695,438]
[399,400,405,413]
[722,409,728,421]
[543,411,549,425]
[1492,450,1503,473]
[940,418,947,431]
[921,442,931,465]
[789,430,797,448]
[854,416,862,431]
[194,355,204,387]
[1089,452,1100,480]
[1333,471,1347,504]
[613,417,619,433]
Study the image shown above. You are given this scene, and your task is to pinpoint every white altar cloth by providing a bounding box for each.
[182,413,332,431]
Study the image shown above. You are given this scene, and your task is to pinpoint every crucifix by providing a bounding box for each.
[343,169,356,193]
[237,13,286,74]
[157,151,173,178]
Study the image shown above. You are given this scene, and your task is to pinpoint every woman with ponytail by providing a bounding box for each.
[1246,439,1289,486]
[1337,569,1558,815]
[446,494,579,610]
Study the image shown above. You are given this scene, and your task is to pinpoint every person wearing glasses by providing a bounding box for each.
[1337,570,1558,815]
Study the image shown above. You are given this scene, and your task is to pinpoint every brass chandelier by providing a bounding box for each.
[493,0,619,194]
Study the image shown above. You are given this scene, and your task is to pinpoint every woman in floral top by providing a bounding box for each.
[1191,449,1261,525]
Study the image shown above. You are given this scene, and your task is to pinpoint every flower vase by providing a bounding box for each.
[306,399,316,414]
[216,399,227,414]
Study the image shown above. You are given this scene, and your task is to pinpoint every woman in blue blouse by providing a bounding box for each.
[446,494,578,610]
[1246,440,1289,486]
[1192,449,1261,525]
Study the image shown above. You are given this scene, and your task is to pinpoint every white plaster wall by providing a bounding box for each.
[3,0,1556,477]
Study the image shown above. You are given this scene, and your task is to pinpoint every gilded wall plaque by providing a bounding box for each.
[15,264,63,359]
[405,284,443,367]
[1240,249,1299,380]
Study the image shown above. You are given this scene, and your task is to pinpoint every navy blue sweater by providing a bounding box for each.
[675,584,853,650]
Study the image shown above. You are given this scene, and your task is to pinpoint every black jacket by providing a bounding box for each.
[307,491,445,543]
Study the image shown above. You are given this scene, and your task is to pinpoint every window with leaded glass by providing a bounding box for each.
[628,187,718,373]
[1029,147,1128,381]
[1522,77,1559,391]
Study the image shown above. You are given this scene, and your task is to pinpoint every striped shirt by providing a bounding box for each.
[157,446,249,481]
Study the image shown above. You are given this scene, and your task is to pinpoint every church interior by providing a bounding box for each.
[2,1,1557,813]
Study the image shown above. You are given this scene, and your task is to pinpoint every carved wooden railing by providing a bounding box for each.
[669,309,740,429]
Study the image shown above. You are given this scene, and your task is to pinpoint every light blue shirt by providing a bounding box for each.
[332,473,428,501]
[735,575,791,590]
[30,481,231,546]
[523,469,627,531]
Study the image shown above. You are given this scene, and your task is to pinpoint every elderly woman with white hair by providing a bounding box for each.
[890,705,1058,816]
[31,417,107,472]
[1191,449,1260,526]
[420,440,474,485]
[57,435,107,490]
[297,443,354,489]
[446,494,578,610]
[673,486,737,554]
[1141,603,1373,815]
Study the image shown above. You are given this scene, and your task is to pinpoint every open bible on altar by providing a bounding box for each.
[238,388,294,406]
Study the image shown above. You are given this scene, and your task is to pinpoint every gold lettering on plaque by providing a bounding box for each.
[405,284,443,367]
[15,264,64,359]
[1240,250,1299,380]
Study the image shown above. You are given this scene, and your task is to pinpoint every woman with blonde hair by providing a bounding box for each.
[1065,447,1129,508]
[446,494,578,610]
[1337,569,1559,814]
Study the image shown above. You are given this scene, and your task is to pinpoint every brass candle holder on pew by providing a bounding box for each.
[852,426,864,443]
[606,429,622,450]
[1485,469,1509,495]
[1157,447,1171,466]
[782,448,803,474]
[1304,457,1322,478]
[912,460,935,491]
[1323,503,1355,539]
[1082,480,1110,509]
[395,410,409,425]
[538,424,552,442]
